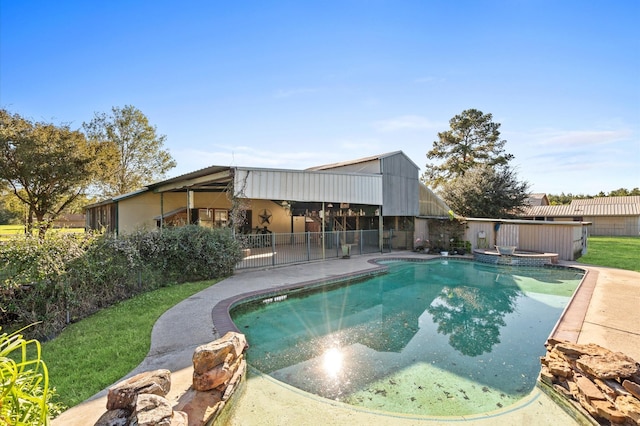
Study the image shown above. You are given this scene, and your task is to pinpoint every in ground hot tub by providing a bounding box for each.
[473,248,559,266]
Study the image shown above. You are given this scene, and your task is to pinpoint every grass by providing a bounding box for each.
[0,224,84,240]
[578,236,640,272]
[42,279,218,410]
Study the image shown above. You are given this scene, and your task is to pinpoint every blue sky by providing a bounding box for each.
[1,0,638,195]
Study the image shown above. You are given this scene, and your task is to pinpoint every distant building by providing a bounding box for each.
[520,196,640,236]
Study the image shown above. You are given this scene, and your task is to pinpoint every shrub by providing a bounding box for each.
[154,225,243,282]
[0,227,243,340]
[0,326,60,425]
[0,234,88,339]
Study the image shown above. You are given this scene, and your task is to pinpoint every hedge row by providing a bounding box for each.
[0,226,243,340]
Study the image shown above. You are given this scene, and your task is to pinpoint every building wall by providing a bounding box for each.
[315,159,381,174]
[584,215,640,236]
[236,168,383,205]
[463,219,586,261]
[381,153,419,216]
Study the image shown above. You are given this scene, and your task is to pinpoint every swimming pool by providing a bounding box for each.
[230,259,584,416]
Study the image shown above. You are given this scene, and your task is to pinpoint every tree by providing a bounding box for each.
[0,109,100,236]
[422,109,514,188]
[84,105,176,198]
[438,165,530,218]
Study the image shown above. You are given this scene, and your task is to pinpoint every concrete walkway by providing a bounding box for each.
[52,253,640,425]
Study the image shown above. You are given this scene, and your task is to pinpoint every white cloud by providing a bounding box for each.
[527,129,633,147]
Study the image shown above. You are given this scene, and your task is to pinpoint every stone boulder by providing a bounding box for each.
[107,369,171,411]
[134,394,173,426]
[541,340,640,426]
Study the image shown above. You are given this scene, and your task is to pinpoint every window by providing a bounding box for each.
[214,209,228,227]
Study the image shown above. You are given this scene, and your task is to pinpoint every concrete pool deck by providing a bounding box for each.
[53,252,640,425]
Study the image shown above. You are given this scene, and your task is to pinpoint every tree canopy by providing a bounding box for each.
[83,105,176,198]
[422,109,513,188]
[438,165,530,218]
[0,109,101,236]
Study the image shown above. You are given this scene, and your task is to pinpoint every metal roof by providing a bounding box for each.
[306,151,419,171]
[571,196,640,205]
[522,197,640,217]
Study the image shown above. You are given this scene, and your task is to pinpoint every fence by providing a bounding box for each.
[235,229,392,269]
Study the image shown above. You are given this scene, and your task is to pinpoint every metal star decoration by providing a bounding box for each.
[259,209,272,224]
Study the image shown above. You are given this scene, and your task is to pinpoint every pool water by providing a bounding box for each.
[231,260,583,416]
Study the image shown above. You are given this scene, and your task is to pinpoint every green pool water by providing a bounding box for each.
[231,260,584,416]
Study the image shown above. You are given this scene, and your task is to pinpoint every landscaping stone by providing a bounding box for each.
[577,352,639,380]
[134,394,173,426]
[94,333,247,426]
[94,408,130,426]
[192,332,247,375]
[541,340,640,425]
[106,369,171,410]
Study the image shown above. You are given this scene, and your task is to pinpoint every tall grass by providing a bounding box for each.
[578,236,640,272]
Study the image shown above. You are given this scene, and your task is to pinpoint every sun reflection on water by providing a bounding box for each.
[322,347,343,378]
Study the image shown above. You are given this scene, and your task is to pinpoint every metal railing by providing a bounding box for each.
[235,229,390,269]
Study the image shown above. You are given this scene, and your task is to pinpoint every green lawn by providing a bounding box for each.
[0,224,84,240]
[578,236,640,272]
[43,279,218,411]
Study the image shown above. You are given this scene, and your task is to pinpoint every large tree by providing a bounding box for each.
[84,105,176,198]
[422,109,514,188]
[0,109,101,236]
[438,164,530,218]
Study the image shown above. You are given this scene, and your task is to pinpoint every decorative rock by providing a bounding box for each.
[615,395,640,423]
[171,410,188,426]
[577,352,639,380]
[94,408,130,426]
[107,369,171,410]
[542,340,640,426]
[193,354,243,391]
[540,365,554,385]
[222,359,246,401]
[554,342,609,359]
[176,388,224,426]
[624,379,640,400]
[548,361,573,378]
[192,332,247,375]
[591,400,627,424]
[575,375,606,402]
[134,394,173,426]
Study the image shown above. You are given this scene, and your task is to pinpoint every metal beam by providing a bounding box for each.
[153,170,232,193]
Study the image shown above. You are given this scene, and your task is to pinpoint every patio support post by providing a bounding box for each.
[321,202,325,260]
[159,192,164,233]
[378,205,383,253]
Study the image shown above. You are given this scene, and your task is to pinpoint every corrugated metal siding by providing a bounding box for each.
[497,224,519,247]
[235,168,383,205]
[517,224,575,260]
[464,219,586,260]
[572,196,640,205]
[576,203,640,216]
[586,216,640,236]
[312,159,381,174]
[418,184,451,217]
[381,153,419,216]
